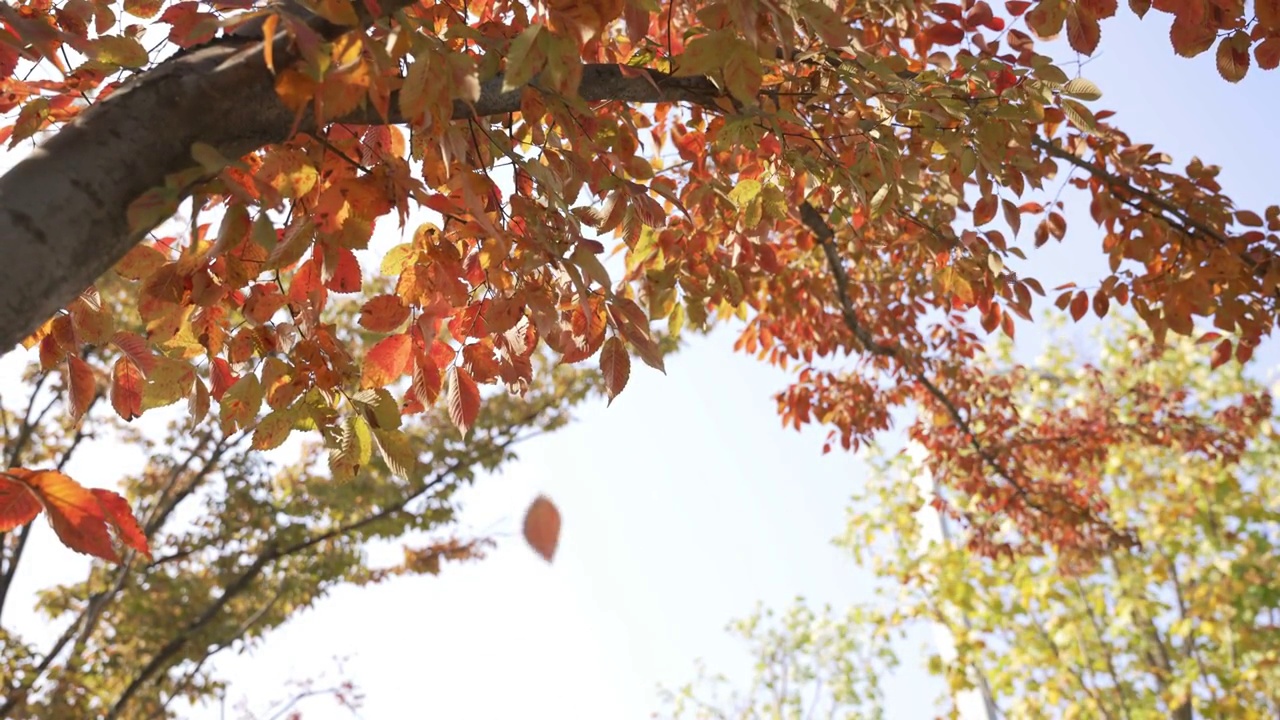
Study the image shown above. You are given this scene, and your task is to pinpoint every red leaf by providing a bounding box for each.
[110,358,143,421]
[66,356,96,420]
[522,495,561,562]
[0,471,41,531]
[361,333,413,388]
[411,349,442,407]
[1066,8,1100,55]
[325,247,362,293]
[1092,290,1110,318]
[924,23,966,45]
[359,295,410,332]
[1069,290,1089,321]
[111,330,156,376]
[1257,37,1280,70]
[599,336,630,405]
[210,357,235,401]
[1006,0,1031,13]
[973,194,998,226]
[446,365,480,436]
[91,488,151,559]
[1211,338,1233,369]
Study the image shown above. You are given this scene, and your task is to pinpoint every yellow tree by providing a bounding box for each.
[664,319,1280,718]
[0,282,605,718]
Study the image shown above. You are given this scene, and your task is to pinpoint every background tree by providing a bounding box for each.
[663,318,1280,719]
[1,0,1278,564]
[0,277,605,718]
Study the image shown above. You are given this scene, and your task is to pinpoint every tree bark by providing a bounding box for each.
[0,18,721,352]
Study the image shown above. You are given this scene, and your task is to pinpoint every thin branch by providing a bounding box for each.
[798,200,1043,514]
[106,544,280,719]
[1030,137,1239,258]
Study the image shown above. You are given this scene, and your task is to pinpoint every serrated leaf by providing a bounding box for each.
[361,333,413,388]
[359,295,410,332]
[447,365,480,436]
[66,356,96,421]
[1061,77,1102,100]
[0,469,149,562]
[503,24,545,92]
[1061,98,1098,134]
[110,358,143,421]
[353,388,401,430]
[728,179,762,208]
[252,408,295,451]
[599,336,630,405]
[373,428,418,478]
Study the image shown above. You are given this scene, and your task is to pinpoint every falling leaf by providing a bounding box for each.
[523,495,561,562]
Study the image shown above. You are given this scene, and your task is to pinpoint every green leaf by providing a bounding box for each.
[1061,77,1102,101]
[728,179,763,208]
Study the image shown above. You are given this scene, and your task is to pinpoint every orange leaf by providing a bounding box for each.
[325,247,362,293]
[66,356,96,420]
[1170,15,1216,57]
[359,295,410,333]
[924,23,965,45]
[599,336,630,405]
[3,469,148,562]
[91,488,151,559]
[210,357,235,401]
[1257,37,1280,70]
[522,495,561,562]
[111,330,156,376]
[361,333,413,388]
[0,471,41,531]
[973,194,998,226]
[446,365,480,436]
[411,349,443,408]
[110,357,143,421]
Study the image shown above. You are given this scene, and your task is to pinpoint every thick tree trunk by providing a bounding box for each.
[0,4,722,355]
[0,39,296,351]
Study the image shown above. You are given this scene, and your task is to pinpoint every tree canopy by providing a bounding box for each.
[0,0,1278,710]
[663,320,1280,718]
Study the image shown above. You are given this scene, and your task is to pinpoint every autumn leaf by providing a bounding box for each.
[361,333,413,388]
[446,365,480,436]
[1070,290,1088,321]
[66,356,96,420]
[111,357,143,421]
[1216,32,1251,82]
[1065,8,1100,55]
[0,469,150,562]
[0,471,41,531]
[1170,16,1216,57]
[523,495,561,562]
[359,295,410,332]
[599,336,630,405]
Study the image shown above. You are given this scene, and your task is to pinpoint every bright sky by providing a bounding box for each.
[4,8,1280,720]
